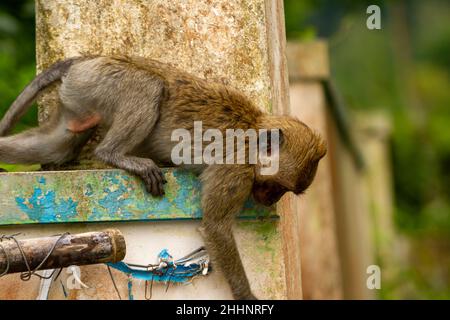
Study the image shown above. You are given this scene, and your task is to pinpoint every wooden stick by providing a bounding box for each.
[0,229,125,275]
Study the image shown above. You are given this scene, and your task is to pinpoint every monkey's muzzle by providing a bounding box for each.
[252,181,288,207]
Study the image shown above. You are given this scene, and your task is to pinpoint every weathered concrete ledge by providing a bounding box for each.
[0,168,275,226]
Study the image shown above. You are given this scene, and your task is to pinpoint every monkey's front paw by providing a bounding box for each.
[141,165,167,197]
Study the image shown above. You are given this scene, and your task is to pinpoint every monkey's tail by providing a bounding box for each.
[0,58,80,136]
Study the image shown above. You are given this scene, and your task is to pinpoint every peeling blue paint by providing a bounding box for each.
[0,169,276,225]
[15,187,78,222]
[94,174,135,220]
[84,184,94,197]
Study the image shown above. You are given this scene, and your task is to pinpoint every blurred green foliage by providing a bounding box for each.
[0,0,36,131]
[285,0,450,299]
[286,0,450,233]
[0,0,37,172]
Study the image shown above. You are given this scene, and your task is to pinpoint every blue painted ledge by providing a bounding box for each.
[0,168,276,226]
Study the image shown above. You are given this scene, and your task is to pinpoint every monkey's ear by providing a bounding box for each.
[259,129,284,156]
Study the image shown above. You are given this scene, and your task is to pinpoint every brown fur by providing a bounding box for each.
[0,56,326,299]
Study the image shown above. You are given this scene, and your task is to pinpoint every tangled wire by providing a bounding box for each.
[0,232,69,281]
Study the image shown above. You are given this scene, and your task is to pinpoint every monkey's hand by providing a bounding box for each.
[95,147,167,197]
[138,162,167,197]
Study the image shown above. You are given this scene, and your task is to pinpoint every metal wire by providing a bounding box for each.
[106,247,210,300]
[0,232,69,281]
[165,268,174,293]
[144,278,154,300]
[107,265,122,300]
[53,268,64,282]
[0,234,16,277]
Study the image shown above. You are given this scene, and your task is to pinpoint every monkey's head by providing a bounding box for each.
[253,116,327,206]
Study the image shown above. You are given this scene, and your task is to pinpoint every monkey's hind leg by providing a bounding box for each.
[93,82,166,197]
[0,118,93,166]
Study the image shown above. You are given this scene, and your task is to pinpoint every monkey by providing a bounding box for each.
[0,56,326,300]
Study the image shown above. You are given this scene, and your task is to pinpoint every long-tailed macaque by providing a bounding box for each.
[0,56,326,299]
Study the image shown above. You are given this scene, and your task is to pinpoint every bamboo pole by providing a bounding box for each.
[0,229,125,275]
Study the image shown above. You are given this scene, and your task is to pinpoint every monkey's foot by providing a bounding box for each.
[0,168,7,172]
[140,164,167,197]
